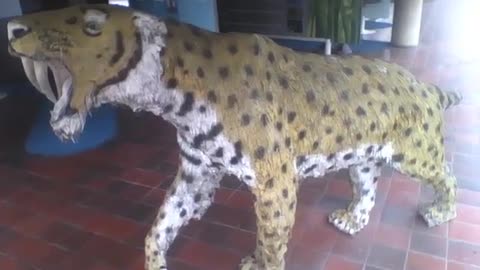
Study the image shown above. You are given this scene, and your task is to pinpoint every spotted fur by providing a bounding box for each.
[7,4,462,270]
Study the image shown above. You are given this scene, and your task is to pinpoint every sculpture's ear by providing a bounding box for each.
[132,12,167,46]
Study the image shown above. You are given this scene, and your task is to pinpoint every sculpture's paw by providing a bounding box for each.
[145,252,167,270]
[419,202,456,227]
[328,209,368,235]
[239,254,260,270]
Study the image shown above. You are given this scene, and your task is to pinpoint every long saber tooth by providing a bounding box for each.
[33,61,57,103]
[21,57,41,91]
[49,63,69,98]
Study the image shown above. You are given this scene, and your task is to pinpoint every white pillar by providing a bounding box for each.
[391,0,424,47]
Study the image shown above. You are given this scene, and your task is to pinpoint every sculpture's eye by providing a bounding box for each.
[83,21,102,36]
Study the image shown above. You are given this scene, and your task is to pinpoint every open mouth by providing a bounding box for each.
[19,56,71,103]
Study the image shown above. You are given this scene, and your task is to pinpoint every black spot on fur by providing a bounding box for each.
[298,130,307,140]
[362,65,372,74]
[356,133,362,141]
[275,122,283,131]
[370,122,376,132]
[261,114,268,126]
[279,76,289,89]
[255,147,266,160]
[176,56,184,68]
[305,164,317,174]
[65,16,77,24]
[183,41,194,52]
[241,114,251,126]
[230,141,243,164]
[366,145,374,155]
[326,73,336,84]
[196,67,205,78]
[378,83,386,94]
[266,71,271,81]
[253,43,260,55]
[343,153,353,160]
[250,89,259,99]
[322,105,330,116]
[282,189,288,199]
[215,147,224,158]
[302,64,311,72]
[166,78,178,89]
[265,92,274,102]
[202,48,213,59]
[326,127,333,134]
[392,154,405,162]
[399,106,406,114]
[207,91,217,103]
[180,209,186,217]
[266,178,274,189]
[228,44,238,54]
[192,123,224,148]
[306,90,316,103]
[312,141,319,150]
[362,83,369,94]
[285,137,291,147]
[177,92,194,116]
[163,104,174,113]
[336,135,344,144]
[404,128,413,137]
[244,65,254,76]
[180,149,202,165]
[268,52,275,63]
[340,90,349,101]
[296,155,306,166]
[423,123,429,131]
[343,67,354,76]
[361,167,370,173]
[355,106,367,117]
[219,66,229,79]
[227,95,237,108]
[281,164,287,173]
[393,87,400,95]
[287,112,297,123]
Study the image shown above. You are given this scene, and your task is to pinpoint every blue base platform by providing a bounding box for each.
[1,82,117,157]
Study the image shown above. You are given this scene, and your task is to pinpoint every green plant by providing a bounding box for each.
[307,0,362,44]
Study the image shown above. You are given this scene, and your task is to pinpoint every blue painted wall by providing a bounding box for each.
[0,0,22,18]
[129,0,218,32]
[177,0,218,32]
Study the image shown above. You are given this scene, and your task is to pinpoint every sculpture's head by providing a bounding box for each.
[7,4,166,141]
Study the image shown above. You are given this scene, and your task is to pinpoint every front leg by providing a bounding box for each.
[329,160,381,235]
[145,157,224,270]
[240,155,298,270]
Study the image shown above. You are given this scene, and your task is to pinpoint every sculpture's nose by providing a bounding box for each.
[7,21,31,40]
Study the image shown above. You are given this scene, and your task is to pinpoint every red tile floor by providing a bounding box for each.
[2,4,480,270]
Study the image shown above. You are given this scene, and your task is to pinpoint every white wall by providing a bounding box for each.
[0,0,22,18]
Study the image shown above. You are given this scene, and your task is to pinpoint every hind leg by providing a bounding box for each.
[391,140,457,227]
[418,166,457,227]
[329,160,382,235]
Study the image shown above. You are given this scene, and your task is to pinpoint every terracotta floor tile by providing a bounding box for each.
[173,237,242,270]
[374,223,411,250]
[366,244,407,270]
[324,255,363,270]
[410,231,447,258]
[457,189,480,207]
[449,221,480,245]
[406,251,446,270]
[448,240,480,267]
[456,204,480,225]
[285,245,328,270]
[448,261,480,270]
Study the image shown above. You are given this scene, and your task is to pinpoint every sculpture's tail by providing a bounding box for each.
[438,87,463,111]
